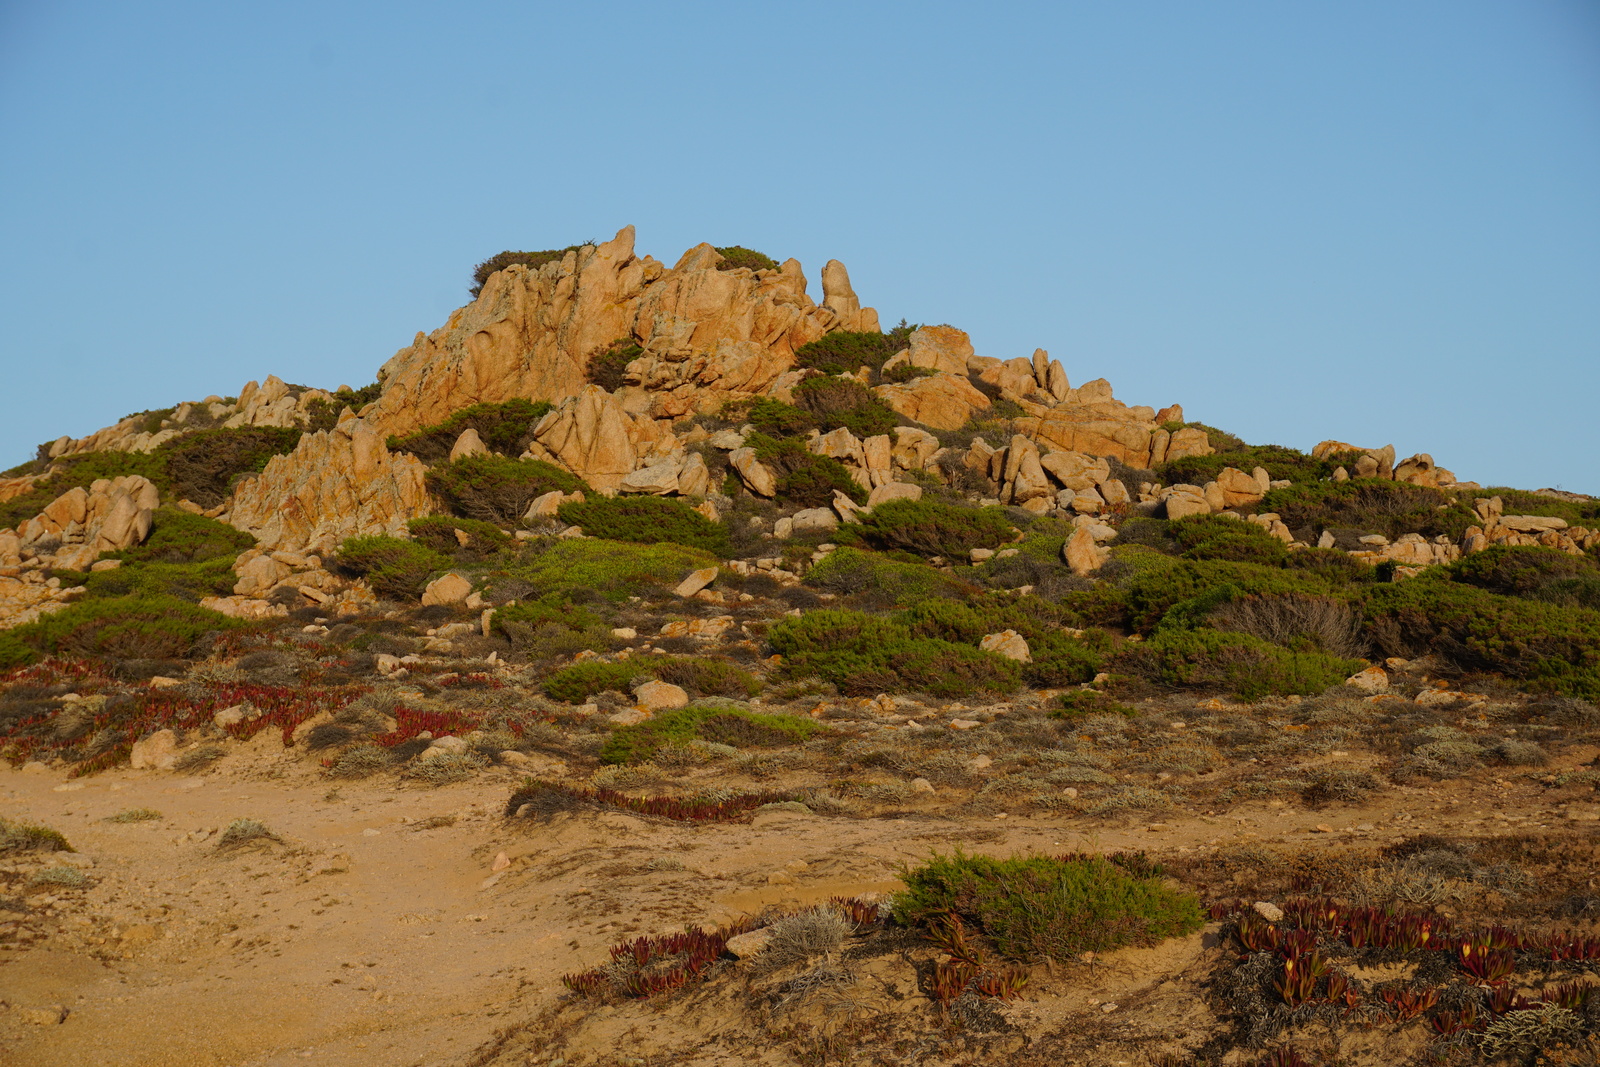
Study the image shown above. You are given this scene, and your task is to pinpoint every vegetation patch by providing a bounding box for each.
[649,657,762,699]
[332,536,451,600]
[600,704,822,764]
[159,427,303,507]
[470,245,590,297]
[557,496,730,556]
[543,661,643,704]
[768,608,1019,697]
[1119,628,1363,701]
[0,816,73,854]
[501,538,718,601]
[792,375,899,438]
[745,432,865,509]
[805,547,972,608]
[858,499,1015,559]
[793,322,916,377]
[1260,479,1477,541]
[714,246,779,272]
[405,516,511,563]
[1157,444,1339,488]
[388,398,553,461]
[6,595,240,663]
[425,454,588,524]
[586,338,644,392]
[508,779,798,823]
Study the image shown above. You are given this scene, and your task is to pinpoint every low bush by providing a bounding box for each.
[1446,545,1600,600]
[556,496,731,556]
[1118,628,1362,700]
[1260,479,1477,542]
[899,595,1110,686]
[470,245,589,297]
[746,397,815,437]
[303,383,383,432]
[0,631,36,670]
[0,816,73,854]
[792,323,916,376]
[1209,593,1368,658]
[746,433,865,509]
[112,509,256,565]
[388,398,554,461]
[600,704,823,764]
[805,547,971,607]
[1361,576,1600,698]
[0,450,169,532]
[81,556,239,603]
[1121,558,1333,635]
[501,538,718,601]
[426,454,589,524]
[858,499,1015,559]
[768,609,1019,697]
[1477,487,1600,527]
[158,427,303,507]
[543,661,643,704]
[792,376,899,438]
[1157,444,1337,488]
[892,851,1204,961]
[7,595,239,662]
[714,246,779,272]
[1168,515,1290,566]
[586,338,644,392]
[406,516,511,563]
[332,536,451,600]
[651,657,762,698]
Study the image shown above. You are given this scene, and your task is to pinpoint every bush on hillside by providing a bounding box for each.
[792,322,917,376]
[792,376,899,437]
[0,631,38,670]
[158,427,303,507]
[1168,514,1290,566]
[543,661,643,704]
[426,455,589,524]
[406,516,511,563]
[303,383,383,432]
[1477,487,1600,527]
[746,397,815,437]
[1118,558,1334,635]
[893,851,1204,961]
[82,557,239,603]
[8,595,239,662]
[387,398,554,461]
[899,595,1111,686]
[1447,545,1600,599]
[586,339,644,392]
[1361,577,1600,698]
[1208,593,1368,658]
[0,451,169,532]
[767,608,1019,697]
[1260,479,1477,542]
[110,509,256,566]
[805,547,971,607]
[600,704,821,765]
[556,496,731,556]
[500,539,718,601]
[650,657,763,699]
[858,499,1014,559]
[1119,627,1362,701]
[714,246,779,272]
[332,536,451,600]
[745,433,865,509]
[470,245,590,297]
[1157,444,1339,488]
[491,598,610,659]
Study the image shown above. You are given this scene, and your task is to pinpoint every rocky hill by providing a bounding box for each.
[2,228,1598,1066]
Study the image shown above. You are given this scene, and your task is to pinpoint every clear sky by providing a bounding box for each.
[2,1,1596,491]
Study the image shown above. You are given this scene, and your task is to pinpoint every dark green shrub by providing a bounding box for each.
[303,383,383,432]
[714,246,779,272]
[0,631,37,670]
[492,597,604,638]
[332,536,451,600]
[793,322,916,376]
[470,245,589,297]
[1260,479,1477,541]
[557,496,731,556]
[492,598,610,659]
[1053,690,1138,721]
[1157,444,1336,488]
[1285,547,1374,584]
[600,704,823,765]
[0,451,169,532]
[1207,593,1368,658]
[543,661,643,704]
[9,595,239,661]
[768,609,1019,697]
[892,851,1204,961]
[858,499,1015,559]
[1361,577,1600,698]
[899,596,1110,686]
[1446,545,1600,599]
[158,427,303,507]
[406,516,511,562]
[82,557,239,602]
[0,816,73,854]
[426,454,588,524]
[650,656,762,698]
[1118,628,1361,700]
[746,397,815,437]
[498,539,718,602]
[881,364,936,384]
[112,509,256,565]
[388,398,554,461]
[805,547,971,606]
[792,376,899,438]
[586,339,644,392]
[1477,488,1600,527]
[1168,515,1289,565]
[1121,559,1332,635]
[746,433,865,509]
[1162,422,1245,452]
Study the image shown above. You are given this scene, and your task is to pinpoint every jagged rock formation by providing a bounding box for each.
[223,414,430,553]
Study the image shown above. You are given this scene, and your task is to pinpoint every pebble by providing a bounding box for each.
[1252,901,1283,922]
[949,719,981,731]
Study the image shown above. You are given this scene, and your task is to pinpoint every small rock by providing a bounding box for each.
[724,928,774,959]
[910,777,935,794]
[130,729,178,771]
[673,567,719,598]
[979,630,1031,662]
[1345,666,1389,693]
[611,627,638,640]
[607,709,648,726]
[634,680,689,711]
[969,548,995,562]
[949,719,981,731]
[15,1005,67,1025]
[148,676,181,688]
[1252,901,1284,922]
[491,852,511,872]
[421,572,473,606]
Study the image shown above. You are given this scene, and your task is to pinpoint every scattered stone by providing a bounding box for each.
[421,572,473,606]
[633,680,689,711]
[674,567,719,598]
[1345,666,1389,693]
[1253,901,1284,922]
[725,928,775,960]
[949,719,981,731]
[130,730,178,771]
[979,630,1031,662]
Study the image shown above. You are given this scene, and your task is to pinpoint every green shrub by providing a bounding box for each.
[892,851,1204,961]
[746,397,815,437]
[0,451,169,531]
[0,816,72,854]
[470,245,589,297]
[600,704,824,764]
[500,539,718,602]
[406,516,511,563]
[491,597,611,659]
[1122,559,1333,635]
[746,433,865,509]
[1477,488,1600,527]
[1119,628,1361,700]
[792,376,899,438]
[805,547,971,606]
[557,496,731,556]
[1157,444,1336,488]
[768,609,1019,697]
[1260,479,1477,541]
[81,556,239,602]
[1447,545,1600,599]
[388,398,554,461]
[586,339,644,392]
[0,631,37,670]
[858,499,1015,559]
[651,656,762,698]
[793,323,916,376]
[112,508,255,565]
[543,661,643,704]
[158,427,303,507]
[899,595,1110,686]
[303,383,383,432]
[714,246,779,272]
[426,454,588,524]
[1168,515,1289,565]
[1361,577,1600,698]
[332,535,451,600]
[9,595,239,661]
[1053,690,1138,721]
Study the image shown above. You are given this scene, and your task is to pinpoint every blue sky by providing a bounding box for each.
[2,1,1596,491]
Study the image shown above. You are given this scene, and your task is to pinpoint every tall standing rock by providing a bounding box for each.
[528,385,638,494]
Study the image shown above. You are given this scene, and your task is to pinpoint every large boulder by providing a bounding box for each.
[875,373,992,431]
